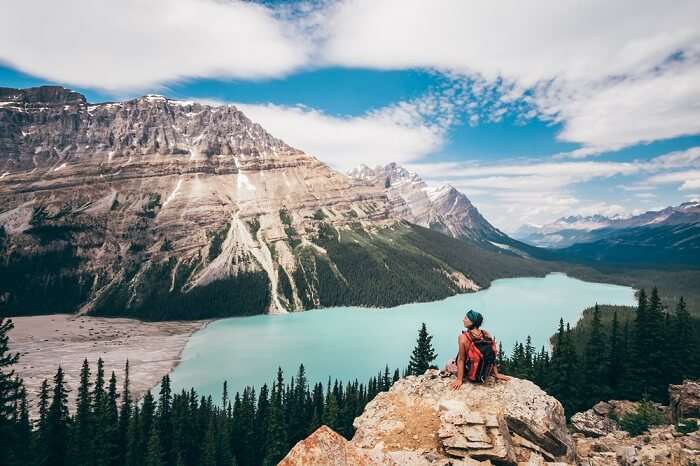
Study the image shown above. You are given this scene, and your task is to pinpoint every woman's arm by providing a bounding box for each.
[492,365,510,382]
[451,334,468,390]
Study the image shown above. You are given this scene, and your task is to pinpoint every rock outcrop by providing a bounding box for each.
[281,370,574,465]
[1,86,547,319]
[669,380,700,422]
[570,400,670,438]
[574,425,700,465]
[571,381,700,465]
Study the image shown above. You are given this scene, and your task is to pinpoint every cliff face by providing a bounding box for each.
[280,370,575,465]
[0,86,553,319]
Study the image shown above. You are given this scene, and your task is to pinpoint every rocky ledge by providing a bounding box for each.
[570,380,700,465]
[281,369,574,465]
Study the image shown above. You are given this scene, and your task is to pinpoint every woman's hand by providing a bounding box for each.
[450,378,463,390]
[495,374,510,382]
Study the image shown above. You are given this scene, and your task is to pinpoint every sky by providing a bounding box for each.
[1,0,700,233]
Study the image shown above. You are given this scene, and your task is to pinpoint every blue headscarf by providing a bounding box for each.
[466,309,483,328]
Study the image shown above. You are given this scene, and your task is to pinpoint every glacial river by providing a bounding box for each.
[168,273,636,399]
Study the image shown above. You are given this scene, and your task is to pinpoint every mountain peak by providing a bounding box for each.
[349,162,511,245]
[0,85,86,105]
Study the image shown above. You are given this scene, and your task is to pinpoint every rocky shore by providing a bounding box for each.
[7,314,207,412]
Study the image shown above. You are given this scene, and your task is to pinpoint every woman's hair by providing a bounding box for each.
[466,309,484,328]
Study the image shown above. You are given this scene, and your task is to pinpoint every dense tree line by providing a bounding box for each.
[500,288,700,415]
[0,318,400,466]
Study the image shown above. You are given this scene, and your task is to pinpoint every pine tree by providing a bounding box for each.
[524,336,534,378]
[263,368,287,466]
[548,320,581,415]
[255,383,270,458]
[73,359,93,466]
[0,317,22,419]
[644,288,666,401]
[582,304,610,407]
[322,391,338,428]
[145,426,164,466]
[407,323,438,375]
[201,418,217,466]
[629,289,648,398]
[126,405,143,466]
[158,375,174,466]
[607,310,625,395]
[104,371,120,466]
[46,366,70,466]
[673,297,697,381]
[39,379,49,432]
[117,360,132,466]
[0,317,24,466]
[141,391,156,459]
[15,388,32,466]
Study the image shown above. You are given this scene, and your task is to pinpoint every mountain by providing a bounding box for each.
[514,214,621,248]
[348,163,518,246]
[0,86,549,319]
[517,203,700,266]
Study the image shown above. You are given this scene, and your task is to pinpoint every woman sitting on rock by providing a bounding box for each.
[450,309,510,390]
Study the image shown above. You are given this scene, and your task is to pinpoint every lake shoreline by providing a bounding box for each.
[6,272,638,410]
[168,273,638,402]
[8,314,210,413]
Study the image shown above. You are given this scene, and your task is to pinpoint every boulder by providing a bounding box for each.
[351,370,574,465]
[281,371,574,465]
[570,409,618,437]
[278,425,395,466]
[572,398,674,439]
[669,380,700,422]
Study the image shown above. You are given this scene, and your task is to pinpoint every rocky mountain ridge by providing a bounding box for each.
[348,163,514,246]
[0,86,548,319]
[514,202,700,249]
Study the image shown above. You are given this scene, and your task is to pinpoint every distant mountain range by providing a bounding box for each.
[0,86,548,319]
[515,202,700,267]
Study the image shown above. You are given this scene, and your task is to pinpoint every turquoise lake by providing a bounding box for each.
[168,273,636,399]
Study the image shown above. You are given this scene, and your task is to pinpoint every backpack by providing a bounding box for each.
[458,330,497,383]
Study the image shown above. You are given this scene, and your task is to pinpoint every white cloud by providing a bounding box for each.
[0,0,309,90]
[647,170,700,191]
[652,146,700,168]
[322,1,698,84]
[321,0,700,154]
[237,97,445,171]
[549,62,700,150]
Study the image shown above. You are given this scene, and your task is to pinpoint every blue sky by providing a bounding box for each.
[1,0,699,232]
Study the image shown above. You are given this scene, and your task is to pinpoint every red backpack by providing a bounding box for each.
[459,330,498,383]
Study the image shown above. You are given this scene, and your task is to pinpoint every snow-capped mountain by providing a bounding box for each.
[514,214,621,248]
[515,203,700,249]
[348,163,514,245]
[514,202,700,265]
